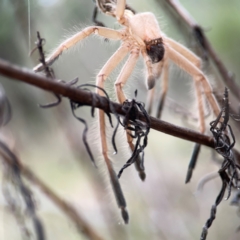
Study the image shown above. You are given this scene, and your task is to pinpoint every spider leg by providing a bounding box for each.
[143,51,159,115]
[165,42,220,184]
[141,50,156,90]
[34,27,123,72]
[165,37,202,68]
[146,88,155,115]
[116,0,126,21]
[165,37,205,126]
[156,59,169,119]
[166,45,220,133]
[114,48,147,180]
[145,59,169,119]
[156,37,201,118]
[147,37,202,118]
[157,37,201,118]
[143,50,162,115]
[115,48,140,103]
[96,43,129,223]
[165,37,206,125]
[185,143,201,183]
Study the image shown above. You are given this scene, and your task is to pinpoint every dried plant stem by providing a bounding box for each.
[0,58,211,145]
[0,140,104,240]
[1,58,240,161]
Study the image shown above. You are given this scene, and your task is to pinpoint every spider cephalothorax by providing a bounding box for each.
[34,0,220,224]
[145,38,165,64]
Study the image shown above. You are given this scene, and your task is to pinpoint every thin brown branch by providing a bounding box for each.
[0,140,104,240]
[0,58,213,146]
[1,57,240,161]
[157,0,240,101]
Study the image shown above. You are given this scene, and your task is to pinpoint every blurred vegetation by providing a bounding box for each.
[0,0,240,240]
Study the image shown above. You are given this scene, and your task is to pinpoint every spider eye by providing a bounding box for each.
[145,38,165,64]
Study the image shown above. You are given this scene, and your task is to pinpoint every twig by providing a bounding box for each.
[157,0,240,101]
[1,57,240,162]
[33,31,61,108]
[0,141,104,240]
[0,58,212,144]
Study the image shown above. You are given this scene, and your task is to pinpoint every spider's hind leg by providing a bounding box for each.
[165,37,220,182]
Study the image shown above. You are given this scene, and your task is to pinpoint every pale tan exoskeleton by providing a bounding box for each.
[34,0,220,223]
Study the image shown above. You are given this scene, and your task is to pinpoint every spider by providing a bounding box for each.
[34,0,220,223]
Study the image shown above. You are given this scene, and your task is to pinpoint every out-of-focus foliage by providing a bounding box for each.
[0,0,240,240]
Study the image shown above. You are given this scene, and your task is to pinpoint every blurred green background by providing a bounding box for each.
[1,0,240,239]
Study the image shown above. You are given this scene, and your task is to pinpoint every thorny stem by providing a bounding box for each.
[0,140,104,240]
[158,0,240,101]
[0,58,240,162]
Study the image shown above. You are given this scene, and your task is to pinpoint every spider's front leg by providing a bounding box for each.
[33,25,131,222]
[143,48,169,119]
[33,26,122,72]
[156,59,169,118]
[96,43,130,223]
[143,50,159,115]
[115,0,127,23]
[114,47,140,103]
[114,47,147,180]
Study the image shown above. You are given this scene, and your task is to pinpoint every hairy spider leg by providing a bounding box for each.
[141,50,155,89]
[166,37,204,124]
[146,37,202,119]
[185,143,201,183]
[155,36,203,119]
[114,47,146,180]
[146,88,155,115]
[165,45,220,133]
[147,36,202,119]
[183,56,206,183]
[115,48,140,103]
[33,26,123,72]
[34,24,131,222]
[159,39,220,183]
[143,49,162,115]
[166,37,202,68]
[145,60,163,115]
[96,43,130,223]
[156,59,169,118]
[145,60,168,118]
[116,0,126,21]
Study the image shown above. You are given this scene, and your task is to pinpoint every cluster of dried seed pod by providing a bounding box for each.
[201,88,240,240]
